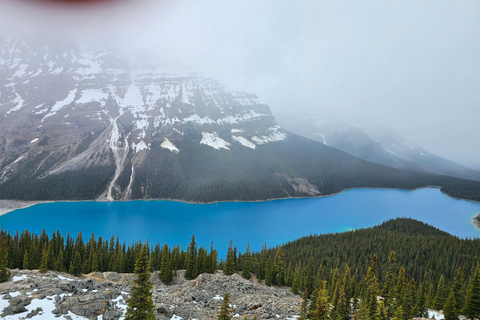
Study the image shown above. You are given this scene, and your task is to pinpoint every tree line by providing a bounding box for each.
[1,218,479,320]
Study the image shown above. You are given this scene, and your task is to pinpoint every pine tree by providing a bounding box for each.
[305,257,316,298]
[381,251,397,315]
[224,240,236,276]
[376,301,388,320]
[217,293,235,320]
[443,289,457,320]
[393,305,404,320]
[273,246,286,286]
[69,249,82,276]
[159,243,172,284]
[463,263,480,320]
[0,240,10,282]
[292,263,301,294]
[242,243,251,279]
[257,243,267,281]
[299,290,309,320]
[265,259,273,286]
[452,267,464,315]
[23,250,31,270]
[185,235,198,280]
[125,247,155,320]
[39,245,48,273]
[310,280,330,320]
[433,275,447,310]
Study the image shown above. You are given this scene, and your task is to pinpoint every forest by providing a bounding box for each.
[0,218,479,320]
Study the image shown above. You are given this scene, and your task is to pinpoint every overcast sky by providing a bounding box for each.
[1,0,479,164]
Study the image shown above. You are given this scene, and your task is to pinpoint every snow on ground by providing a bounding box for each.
[56,275,74,281]
[6,93,25,114]
[160,138,179,152]
[0,294,86,320]
[12,275,28,282]
[428,309,444,319]
[42,89,77,121]
[9,292,21,298]
[200,132,230,150]
[171,315,183,320]
[76,89,109,106]
[30,138,38,144]
[232,136,256,149]
[12,64,28,78]
[132,140,149,153]
[252,126,287,145]
[231,129,243,133]
[212,295,223,300]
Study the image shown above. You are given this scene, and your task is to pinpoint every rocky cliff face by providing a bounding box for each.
[0,269,301,320]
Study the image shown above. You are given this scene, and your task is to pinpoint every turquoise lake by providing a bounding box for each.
[1,188,479,256]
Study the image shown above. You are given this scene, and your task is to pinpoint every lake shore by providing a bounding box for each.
[0,200,49,217]
[472,213,480,231]
[1,187,479,234]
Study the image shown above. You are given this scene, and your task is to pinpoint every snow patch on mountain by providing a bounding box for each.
[42,89,77,121]
[200,132,231,150]
[76,89,109,106]
[251,126,287,145]
[6,92,25,114]
[232,136,256,149]
[161,138,179,152]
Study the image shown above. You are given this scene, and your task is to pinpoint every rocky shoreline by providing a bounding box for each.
[472,213,480,231]
[0,269,301,320]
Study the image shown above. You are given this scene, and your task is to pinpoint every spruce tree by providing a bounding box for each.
[185,235,198,280]
[257,243,267,281]
[217,293,234,320]
[310,280,330,320]
[273,246,286,286]
[242,243,251,279]
[292,263,301,294]
[125,247,155,320]
[159,243,172,284]
[433,275,447,310]
[224,240,236,276]
[463,263,480,320]
[299,290,309,320]
[39,245,48,273]
[0,241,10,283]
[443,289,457,320]
[376,301,389,320]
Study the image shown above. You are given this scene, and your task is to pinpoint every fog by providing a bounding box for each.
[1,0,479,164]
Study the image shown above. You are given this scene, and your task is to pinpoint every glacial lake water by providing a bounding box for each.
[0,188,479,256]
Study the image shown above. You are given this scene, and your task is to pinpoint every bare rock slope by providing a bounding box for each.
[0,269,301,320]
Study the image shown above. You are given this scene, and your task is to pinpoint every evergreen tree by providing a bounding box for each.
[433,275,447,310]
[242,243,251,279]
[393,306,404,320]
[265,259,273,286]
[185,235,198,280]
[299,290,309,320]
[0,240,10,282]
[217,293,235,320]
[381,251,397,315]
[463,263,480,320]
[39,245,48,273]
[69,250,82,276]
[443,289,457,320]
[257,243,267,281]
[292,263,301,294]
[159,243,172,284]
[376,301,388,320]
[452,267,464,315]
[224,240,236,276]
[310,280,330,320]
[23,250,32,270]
[125,247,155,320]
[273,246,286,286]
[305,257,316,297]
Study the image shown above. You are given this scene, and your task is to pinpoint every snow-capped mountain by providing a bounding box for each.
[277,110,480,181]
[1,35,479,202]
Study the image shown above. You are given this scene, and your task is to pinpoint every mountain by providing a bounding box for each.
[277,110,480,181]
[1,35,480,202]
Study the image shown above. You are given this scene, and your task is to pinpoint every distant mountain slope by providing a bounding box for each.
[277,110,480,181]
[1,35,479,202]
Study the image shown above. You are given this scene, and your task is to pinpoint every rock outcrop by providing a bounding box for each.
[0,269,301,320]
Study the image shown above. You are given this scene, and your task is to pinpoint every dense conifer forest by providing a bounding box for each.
[1,218,479,319]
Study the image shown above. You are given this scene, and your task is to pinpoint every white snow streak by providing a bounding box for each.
[160,138,179,152]
[200,132,230,150]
